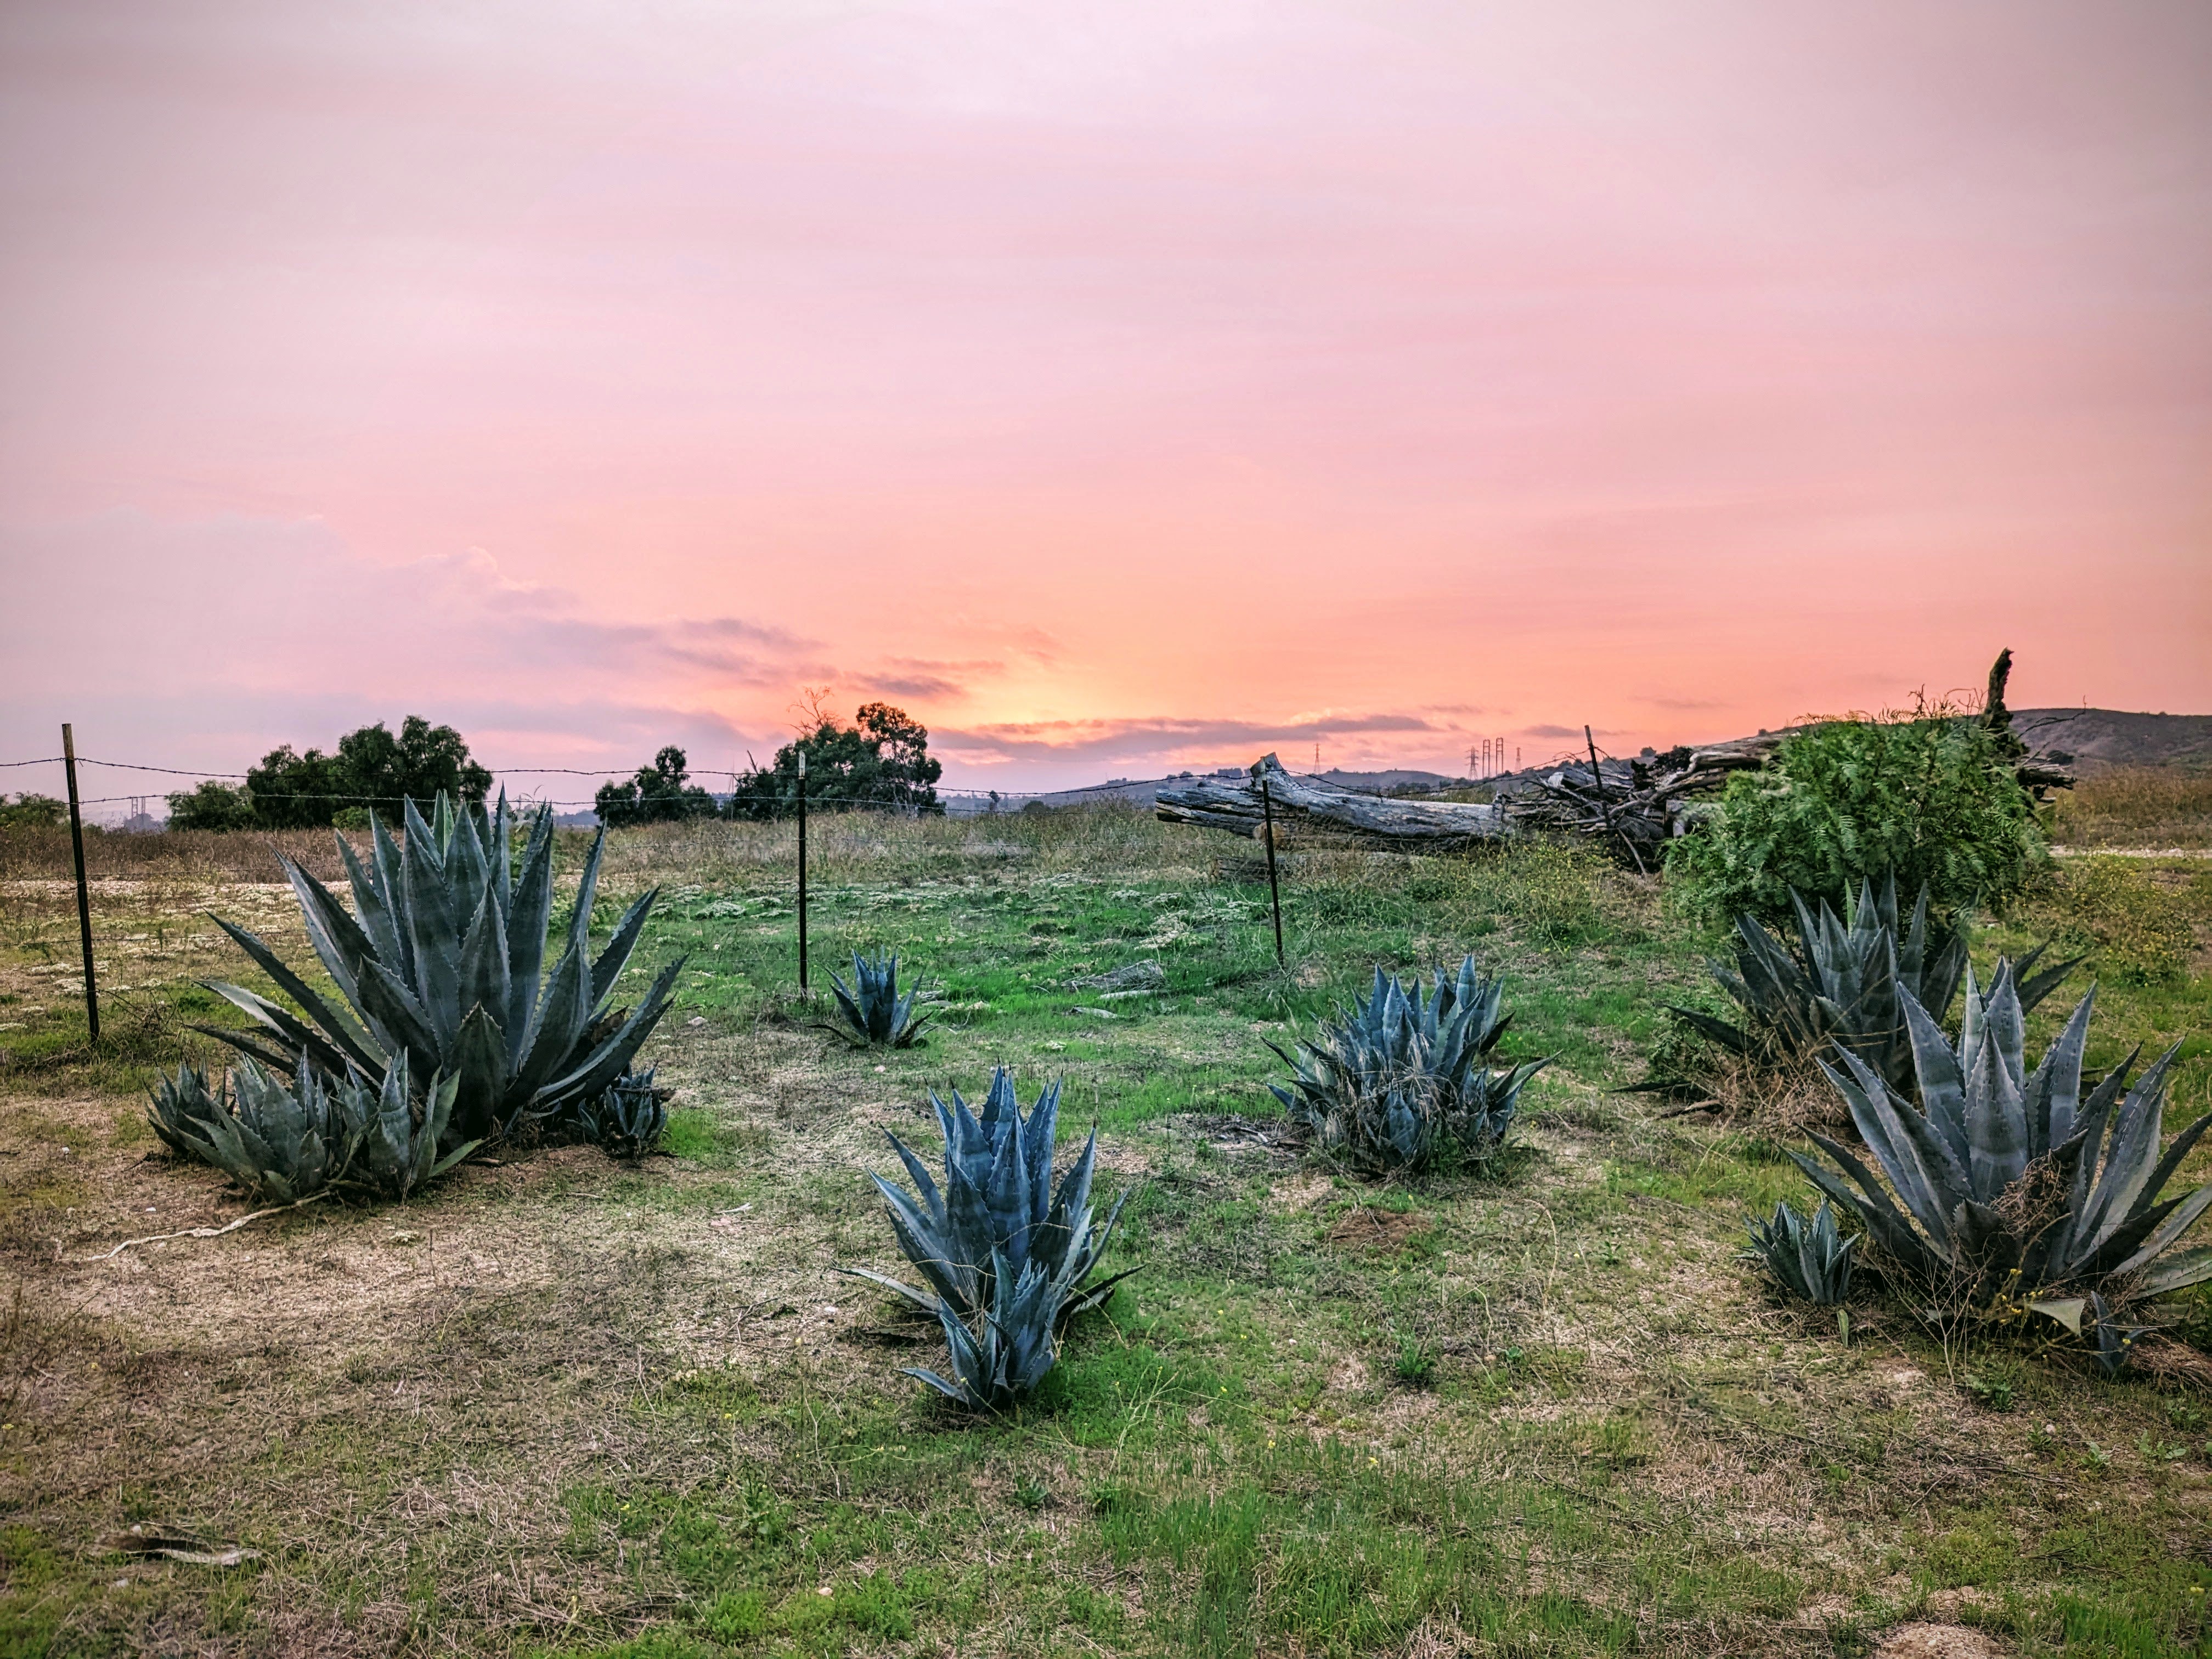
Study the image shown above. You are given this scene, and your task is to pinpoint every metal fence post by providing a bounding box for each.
[61,723,99,1041]
[796,751,809,991]
[1252,761,1285,967]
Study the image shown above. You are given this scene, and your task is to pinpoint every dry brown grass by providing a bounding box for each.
[0,1015,933,1656]
[2050,765,2212,850]
[0,803,1224,894]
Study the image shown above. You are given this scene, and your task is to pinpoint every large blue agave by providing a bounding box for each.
[1796,963,2212,1356]
[201,793,685,1145]
[845,1069,1133,1409]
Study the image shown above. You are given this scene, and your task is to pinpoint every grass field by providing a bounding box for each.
[2,796,2209,1658]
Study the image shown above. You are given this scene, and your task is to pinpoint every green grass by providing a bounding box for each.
[2,811,2209,1656]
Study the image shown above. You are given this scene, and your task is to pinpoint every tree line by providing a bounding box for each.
[104,702,943,832]
[595,701,941,825]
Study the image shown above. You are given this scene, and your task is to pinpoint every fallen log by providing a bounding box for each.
[1162,650,2076,860]
[1155,755,1512,849]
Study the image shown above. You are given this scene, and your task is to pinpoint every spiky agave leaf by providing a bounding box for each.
[1743,1199,1857,1305]
[826,952,933,1048]
[1794,966,2211,1368]
[1267,955,1547,1175]
[343,1052,475,1201]
[1664,874,2079,1098]
[905,1251,1069,1412]
[840,1068,1135,1339]
[197,792,686,1148]
[2083,1293,2151,1378]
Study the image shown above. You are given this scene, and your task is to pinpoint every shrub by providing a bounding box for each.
[726,699,943,819]
[1667,707,2045,923]
[0,794,66,831]
[245,715,492,830]
[165,781,256,832]
[595,746,719,827]
[2030,856,2194,985]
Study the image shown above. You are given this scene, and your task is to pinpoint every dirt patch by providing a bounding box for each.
[1874,1623,2008,1658]
[1325,1206,1434,1252]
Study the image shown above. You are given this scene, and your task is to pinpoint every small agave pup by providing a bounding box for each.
[576,1066,672,1160]
[844,1069,1134,1410]
[199,793,685,1146]
[1743,1199,1857,1306]
[1795,963,2212,1364]
[148,1054,359,1204]
[826,952,933,1048]
[147,1048,471,1204]
[347,1053,472,1201]
[1269,956,1547,1175]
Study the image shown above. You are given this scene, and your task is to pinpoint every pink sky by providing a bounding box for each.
[3,0,2208,800]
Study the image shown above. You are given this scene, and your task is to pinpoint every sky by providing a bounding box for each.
[2,0,2208,808]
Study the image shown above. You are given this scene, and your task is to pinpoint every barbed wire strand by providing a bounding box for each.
[3,752,1475,815]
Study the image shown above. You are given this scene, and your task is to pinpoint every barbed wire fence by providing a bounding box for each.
[1,732,1525,1049]
[0,753,1485,819]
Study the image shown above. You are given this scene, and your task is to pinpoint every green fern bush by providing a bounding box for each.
[1667,707,2045,924]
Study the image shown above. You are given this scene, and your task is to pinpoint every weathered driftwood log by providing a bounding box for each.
[1155,755,1511,849]
[1161,650,2077,861]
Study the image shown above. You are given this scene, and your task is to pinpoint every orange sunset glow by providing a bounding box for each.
[3,2,2208,793]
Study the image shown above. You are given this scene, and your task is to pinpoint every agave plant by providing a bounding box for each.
[200,793,685,1145]
[1267,957,1547,1175]
[575,1066,671,1160]
[146,1059,228,1160]
[909,1252,1066,1410]
[826,952,933,1048]
[147,1054,358,1203]
[151,1050,472,1204]
[843,1069,1133,1410]
[1669,874,2078,1097]
[1795,966,2211,1350]
[346,1051,471,1201]
[1744,1199,1857,1305]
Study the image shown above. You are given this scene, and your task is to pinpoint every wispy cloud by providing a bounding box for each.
[845,654,1018,703]
[0,511,810,774]
[938,712,1438,766]
[1521,723,1625,741]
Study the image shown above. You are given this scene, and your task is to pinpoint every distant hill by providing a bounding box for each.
[2012,709,2212,774]
[1311,767,1459,792]
[545,711,2205,830]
